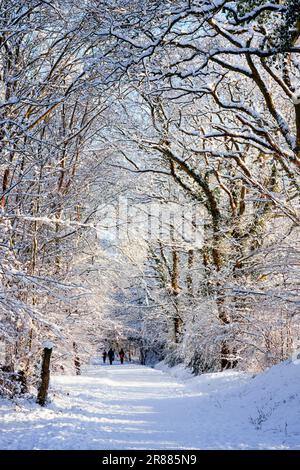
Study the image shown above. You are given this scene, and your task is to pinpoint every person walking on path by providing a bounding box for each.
[107,348,115,365]
[102,350,107,364]
[119,348,125,364]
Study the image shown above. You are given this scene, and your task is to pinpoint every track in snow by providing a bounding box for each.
[0,363,297,449]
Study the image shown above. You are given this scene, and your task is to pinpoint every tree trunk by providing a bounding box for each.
[171,245,182,343]
[140,347,146,365]
[37,346,52,406]
[73,341,81,375]
[186,249,194,295]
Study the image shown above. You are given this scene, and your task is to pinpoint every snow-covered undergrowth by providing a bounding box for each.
[156,359,300,445]
[0,360,299,449]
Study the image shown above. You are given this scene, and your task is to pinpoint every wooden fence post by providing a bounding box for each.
[37,342,53,406]
[73,341,81,375]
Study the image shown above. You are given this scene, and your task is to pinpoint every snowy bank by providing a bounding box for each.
[155,359,300,446]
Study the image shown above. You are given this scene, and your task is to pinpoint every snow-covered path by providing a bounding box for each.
[0,362,299,449]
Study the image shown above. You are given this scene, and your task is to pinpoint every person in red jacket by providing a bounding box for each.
[119,348,125,364]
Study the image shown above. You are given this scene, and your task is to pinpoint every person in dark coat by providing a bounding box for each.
[102,350,107,364]
[119,348,125,364]
[107,348,115,365]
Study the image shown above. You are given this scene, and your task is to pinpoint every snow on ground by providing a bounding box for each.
[0,359,299,449]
